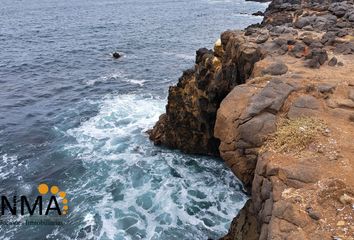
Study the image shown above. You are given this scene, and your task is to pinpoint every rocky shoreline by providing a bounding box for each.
[149,0,354,239]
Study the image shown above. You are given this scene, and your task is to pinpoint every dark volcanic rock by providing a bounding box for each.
[269,26,297,36]
[294,16,313,29]
[306,207,321,221]
[112,52,121,58]
[303,25,314,31]
[345,9,354,22]
[288,42,307,58]
[335,42,354,55]
[317,83,335,93]
[262,62,288,75]
[309,41,324,49]
[196,48,213,64]
[336,28,349,37]
[328,56,338,66]
[321,32,336,46]
[305,48,328,68]
[302,36,315,46]
[314,15,337,31]
[252,11,264,16]
[329,2,348,18]
[312,48,328,65]
[307,58,321,68]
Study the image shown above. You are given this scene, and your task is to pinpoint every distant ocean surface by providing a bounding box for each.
[0,0,267,239]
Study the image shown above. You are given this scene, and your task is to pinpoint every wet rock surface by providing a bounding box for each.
[112,52,122,58]
[252,11,265,17]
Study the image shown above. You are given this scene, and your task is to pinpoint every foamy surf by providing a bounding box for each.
[0,154,28,181]
[84,71,146,87]
[163,52,195,61]
[62,94,247,240]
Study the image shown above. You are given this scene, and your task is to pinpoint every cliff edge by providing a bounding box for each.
[149,0,354,239]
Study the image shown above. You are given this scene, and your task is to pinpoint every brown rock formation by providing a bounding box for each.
[149,0,354,238]
[149,34,263,155]
[217,67,354,239]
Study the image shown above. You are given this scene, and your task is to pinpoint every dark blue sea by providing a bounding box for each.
[0,0,267,239]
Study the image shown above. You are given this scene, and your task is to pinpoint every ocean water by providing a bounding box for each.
[0,0,267,239]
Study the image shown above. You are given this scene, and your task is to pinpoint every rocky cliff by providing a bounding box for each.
[150,0,354,239]
[148,33,263,155]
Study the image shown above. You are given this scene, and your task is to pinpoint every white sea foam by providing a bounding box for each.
[84,71,146,87]
[175,53,195,61]
[64,94,247,240]
[163,52,195,61]
[0,154,27,180]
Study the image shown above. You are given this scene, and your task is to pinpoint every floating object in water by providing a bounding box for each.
[112,52,121,59]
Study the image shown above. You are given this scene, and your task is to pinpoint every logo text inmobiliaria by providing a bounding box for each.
[1,183,69,216]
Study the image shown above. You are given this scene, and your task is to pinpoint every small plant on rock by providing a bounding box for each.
[263,117,328,153]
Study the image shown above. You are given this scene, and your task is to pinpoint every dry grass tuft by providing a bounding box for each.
[263,117,328,153]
